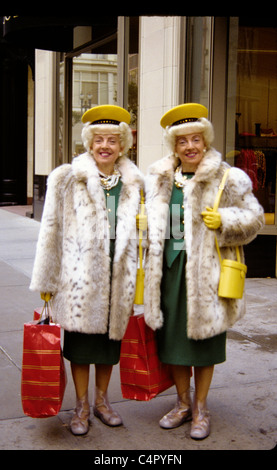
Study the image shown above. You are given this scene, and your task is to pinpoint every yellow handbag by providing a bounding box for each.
[134,190,146,305]
[213,169,247,299]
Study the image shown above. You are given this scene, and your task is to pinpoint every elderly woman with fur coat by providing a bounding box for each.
[144,103,264,440]
[30,105,144,435]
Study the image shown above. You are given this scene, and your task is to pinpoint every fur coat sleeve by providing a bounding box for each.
[144,149,264,340]
[30,153,144,340]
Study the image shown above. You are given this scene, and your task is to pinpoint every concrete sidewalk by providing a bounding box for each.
[0,207,276,451]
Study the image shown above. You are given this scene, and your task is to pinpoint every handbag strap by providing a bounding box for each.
[213,168,241,265]
[213,168,230,212]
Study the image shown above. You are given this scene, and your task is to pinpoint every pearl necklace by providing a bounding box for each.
[99,165,121,190]
[174,165,194,188]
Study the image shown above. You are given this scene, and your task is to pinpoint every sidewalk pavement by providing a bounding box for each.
[0,207,276,452]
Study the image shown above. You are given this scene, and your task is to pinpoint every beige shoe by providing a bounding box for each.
[159,390,192,429]
[190,399,210,440]
[93,388,123,427]
[70,393,90,435]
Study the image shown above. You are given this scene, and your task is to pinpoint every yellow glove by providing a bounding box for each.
[201,207,221,230]
[136,213,147,231]
[40,292,52,302]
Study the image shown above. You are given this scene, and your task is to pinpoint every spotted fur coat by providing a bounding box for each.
[30,153,144,340]
[144,148,264,340]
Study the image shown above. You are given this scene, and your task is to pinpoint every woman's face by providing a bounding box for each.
[175,133,206,172]
[91,133,122,175]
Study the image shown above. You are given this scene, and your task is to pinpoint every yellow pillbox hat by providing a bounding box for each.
[160,103,208,128]
[82,105,131,125]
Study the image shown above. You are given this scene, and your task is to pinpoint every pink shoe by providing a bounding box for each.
[93,388,123,427]
[70,393,90,435]
[159,390,192,429]
[190,399,210,440]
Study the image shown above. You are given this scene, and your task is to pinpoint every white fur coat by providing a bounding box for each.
[144,148,264,340]
[30,153,144,340]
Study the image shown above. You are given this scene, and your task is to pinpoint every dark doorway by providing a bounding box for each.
[0,43,28,205]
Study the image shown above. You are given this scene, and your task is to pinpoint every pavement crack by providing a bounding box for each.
[227,330,277,353]
[0,345,21,371]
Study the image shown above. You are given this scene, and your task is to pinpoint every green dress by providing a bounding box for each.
[157,181,226,367]
[63,180,122,365]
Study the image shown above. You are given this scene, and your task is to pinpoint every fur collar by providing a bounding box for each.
[148,147,222,183]
[72,152,143,186]
[71,152,144,262]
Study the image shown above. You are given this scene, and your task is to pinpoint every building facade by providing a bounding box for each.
[1,16,277,277]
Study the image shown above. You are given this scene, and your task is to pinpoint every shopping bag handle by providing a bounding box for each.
[37,301,52,325]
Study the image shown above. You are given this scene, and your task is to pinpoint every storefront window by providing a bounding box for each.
[71,53,118,157]
[185,17,213,109]
[57,54,64,168]
[127,17,139,163]
[56,18,139,164]
[226,18,277,228]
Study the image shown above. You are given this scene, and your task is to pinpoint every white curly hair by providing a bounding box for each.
[81,121,133,156]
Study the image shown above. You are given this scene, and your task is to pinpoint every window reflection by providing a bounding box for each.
[185,17,213,108]
[72,53,118,158]
[226,19,277,226]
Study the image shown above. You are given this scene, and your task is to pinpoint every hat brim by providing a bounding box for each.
[82,105,131,125]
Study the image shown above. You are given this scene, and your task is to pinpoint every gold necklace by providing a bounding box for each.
[99,165,121,190]
[174,165,193,188]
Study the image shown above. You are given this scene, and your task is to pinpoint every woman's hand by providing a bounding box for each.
[40,292,52,302]
[136,213,147,231]
[201,207,221,230]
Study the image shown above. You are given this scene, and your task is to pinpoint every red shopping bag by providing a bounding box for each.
[120,314,174,401]
[33,307,43,321]
[21,305,67,418]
